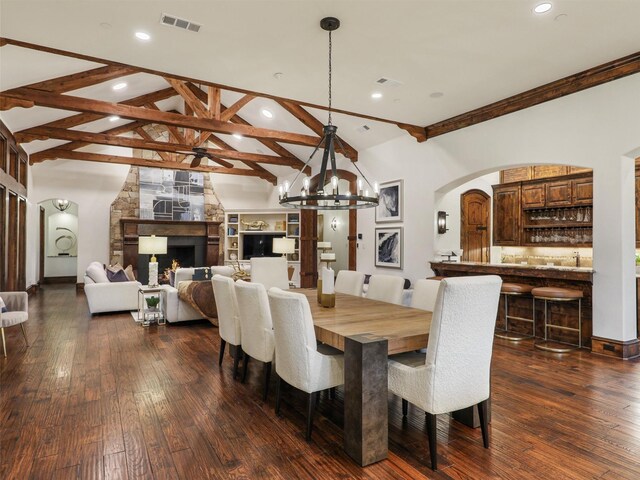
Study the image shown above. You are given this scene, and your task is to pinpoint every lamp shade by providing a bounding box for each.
[272,237,296,255]
[138,235,168,255]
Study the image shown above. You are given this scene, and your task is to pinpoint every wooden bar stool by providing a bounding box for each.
[531,287,583,353]
[494,283,535,341]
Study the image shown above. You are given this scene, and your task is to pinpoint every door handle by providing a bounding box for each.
[476,226,487,231]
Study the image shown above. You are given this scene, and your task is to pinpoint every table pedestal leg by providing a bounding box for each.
[344,335,388,466]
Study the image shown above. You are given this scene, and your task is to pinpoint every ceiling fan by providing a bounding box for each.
[177,147,216,168]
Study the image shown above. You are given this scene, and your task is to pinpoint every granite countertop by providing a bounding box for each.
[432,261,594,273]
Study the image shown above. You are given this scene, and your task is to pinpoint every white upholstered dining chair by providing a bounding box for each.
[388,275,502,470]
[250,256,289,291]
[366,274,405,305]
[334,270,365,296]
[0,291,29,357]
[410,278,442,311]
[211,275,243,379]
[268,287,344,441]
[234,280,275,400]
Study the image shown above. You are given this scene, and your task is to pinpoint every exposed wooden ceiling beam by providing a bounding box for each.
[208,86,221,120]
[134,127,174,163]
[1,88,322,147]
[22,126,302,167]
[15,65,135,94]
[204,135,277,185]
[165,78,210,118]
[276,99,358,161]
[220,95,256,122]
[38,149,272,181]
[15,87,176,135]
[0,38,422,137]
[425,49,640,139]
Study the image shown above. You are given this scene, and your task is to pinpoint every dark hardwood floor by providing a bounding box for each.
[2,284,640,479]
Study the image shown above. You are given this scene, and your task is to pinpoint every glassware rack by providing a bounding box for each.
[523,205,592,246]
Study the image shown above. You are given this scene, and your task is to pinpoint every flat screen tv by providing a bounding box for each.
[242,233,285,259]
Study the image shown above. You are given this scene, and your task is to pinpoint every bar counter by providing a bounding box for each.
[430,261,593,348]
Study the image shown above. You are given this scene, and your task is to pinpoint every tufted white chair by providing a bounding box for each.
[388,275,502,470]
[410,278,442,312]
[268,287,344,441]
[366,274,405,305]
[211,275,243,379]
[0,291,29,357]
[250,257,289,291]
[234,280,276,400]
[334,270,365,297]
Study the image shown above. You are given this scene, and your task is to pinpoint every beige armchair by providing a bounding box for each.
[0,291,29,357]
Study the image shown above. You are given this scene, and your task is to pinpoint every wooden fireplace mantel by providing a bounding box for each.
[120,218,221,272]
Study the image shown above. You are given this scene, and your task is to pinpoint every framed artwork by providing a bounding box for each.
[375,227,403,269]
[139,168,205,221]
[376,179,403,223]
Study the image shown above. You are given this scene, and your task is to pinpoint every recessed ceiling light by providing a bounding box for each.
[112,82,127,91]
[135,31,151,41]
[534,3,552,14]
[109,115,120,122]
[261,109,273,118]
[371,92,383,99]
[233,133,243,140]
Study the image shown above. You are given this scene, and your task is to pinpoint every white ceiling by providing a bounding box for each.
[2,0,640,175]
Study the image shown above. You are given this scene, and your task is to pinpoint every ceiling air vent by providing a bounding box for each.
[160,13,202,33]
[357,125,371,134]
[375,77,403,88]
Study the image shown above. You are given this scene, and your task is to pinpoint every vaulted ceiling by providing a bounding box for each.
[2,1,640,183]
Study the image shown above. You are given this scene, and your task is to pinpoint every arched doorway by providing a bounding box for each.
[299,170,358,288]
[460,189,490,262]
[38,198,79,284]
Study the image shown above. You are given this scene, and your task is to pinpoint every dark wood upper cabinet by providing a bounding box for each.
[522,183,546,208]
[545,180,572,206]
[492,183,521,246]
[572,177,593,205]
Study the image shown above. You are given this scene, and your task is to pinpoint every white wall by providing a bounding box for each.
[356,73,640,343]
[42,201,79,277]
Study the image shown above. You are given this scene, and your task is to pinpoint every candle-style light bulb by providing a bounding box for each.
[284,180,290,192]
[278,185,284,199]
[374,182,379,195]
[345,191,351,197]
[358,179,364,195]
[303,176,310,193]
[331,175,339,194]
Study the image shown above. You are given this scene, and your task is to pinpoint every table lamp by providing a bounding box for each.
[139,235,167,287]
[273,237,296,281]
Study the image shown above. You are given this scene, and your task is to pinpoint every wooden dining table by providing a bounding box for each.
[300,289,432,467]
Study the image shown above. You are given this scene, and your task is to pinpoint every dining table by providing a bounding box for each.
[301,289,432,466]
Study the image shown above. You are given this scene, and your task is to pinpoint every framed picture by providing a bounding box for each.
[376,180,403,223]
[375,227,403,269]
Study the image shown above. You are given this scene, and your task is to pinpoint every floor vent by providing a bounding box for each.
[160,13,202,33]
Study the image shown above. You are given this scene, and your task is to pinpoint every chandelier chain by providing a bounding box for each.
[328,30,332,126]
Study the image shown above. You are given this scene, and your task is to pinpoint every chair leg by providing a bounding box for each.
[232,347,242,380]
[306,392,317,442]
[477,399,490,448]
[20,323,28,347]
[426,412,438,471]
[1,328,5,358]
[274,375,282,415]
[402,399,408,417]
[329,387,336,400]
[218,339,226,366]
[262,362,272,401]
[242,355,250,383]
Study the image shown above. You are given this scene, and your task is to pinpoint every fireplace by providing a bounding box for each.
[137,236,207,285]
[120,218,221,284]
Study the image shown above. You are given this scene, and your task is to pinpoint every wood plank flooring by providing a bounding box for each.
[2,284,640,479]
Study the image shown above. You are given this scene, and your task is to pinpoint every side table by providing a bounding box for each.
[138,286,166,326]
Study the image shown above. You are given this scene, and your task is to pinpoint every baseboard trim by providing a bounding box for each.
[43,276,77,284]
[591,336,640,360]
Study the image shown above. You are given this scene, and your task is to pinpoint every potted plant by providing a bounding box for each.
[145,295,160,311]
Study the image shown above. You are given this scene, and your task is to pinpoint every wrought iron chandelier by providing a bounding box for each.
[278,17,379,210]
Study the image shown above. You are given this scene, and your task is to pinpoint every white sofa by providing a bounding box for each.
[84,262,141,314]
[163,265,240,323]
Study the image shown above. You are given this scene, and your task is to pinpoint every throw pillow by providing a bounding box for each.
[106,263,124,275]
[86,263,110,283]
[169,270,176,287]
[107,269,128,282]
[0,296,6,313]
[124,265,136,281]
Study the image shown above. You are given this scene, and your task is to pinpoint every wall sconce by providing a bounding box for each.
[437,211,449,234]
[53,198,70,212]
[330,217,338,231]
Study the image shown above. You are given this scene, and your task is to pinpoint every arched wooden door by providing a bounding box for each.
[299,170,358,287]
[460,189,490,263]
